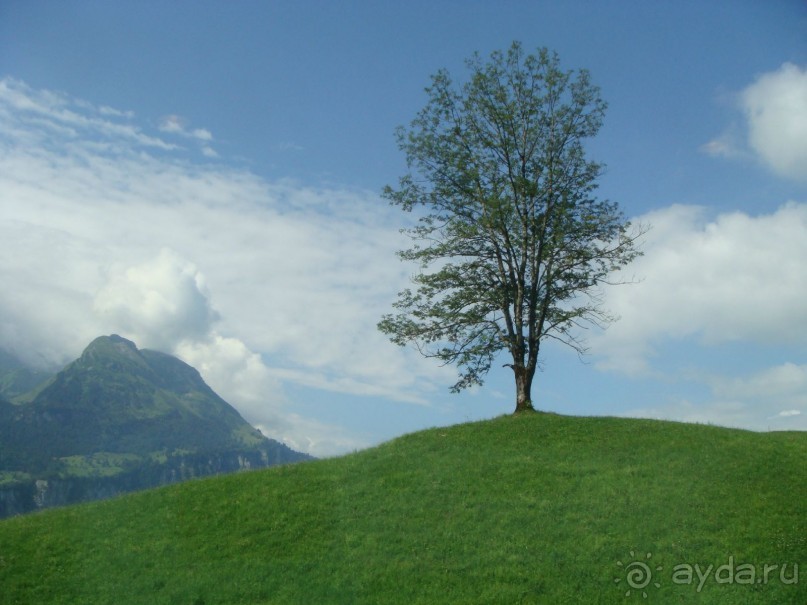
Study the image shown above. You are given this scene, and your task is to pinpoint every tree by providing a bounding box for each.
[378,42,644,414]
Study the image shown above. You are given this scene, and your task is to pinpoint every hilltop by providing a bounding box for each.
[0,412,803,604]
[0,335,309,516]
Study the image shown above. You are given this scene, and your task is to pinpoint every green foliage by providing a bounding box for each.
[0,471,30,487]
[0,414,803,604]
[57,453,143,478]
[379,42,644,408]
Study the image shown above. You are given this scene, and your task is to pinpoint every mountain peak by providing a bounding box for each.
[83,334,140,357]
[30,335,251,451]
[77,334,154,374]
[105,333,136,347]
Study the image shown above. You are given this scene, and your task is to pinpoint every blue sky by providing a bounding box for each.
[1,1,806,456]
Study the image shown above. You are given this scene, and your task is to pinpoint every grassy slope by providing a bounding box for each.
[0,413,804,604]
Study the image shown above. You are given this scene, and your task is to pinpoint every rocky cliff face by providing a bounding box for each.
[0,449,280,517]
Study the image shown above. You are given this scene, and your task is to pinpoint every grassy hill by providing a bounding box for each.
[0,412,804,604]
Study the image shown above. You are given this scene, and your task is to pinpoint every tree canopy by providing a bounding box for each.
[379,42,644,413]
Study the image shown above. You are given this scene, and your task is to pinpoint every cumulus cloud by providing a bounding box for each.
[590,199,807,434]
[93,249,219,351]
[176,335,283,407]
[741,63,807,181]
[704,63,807,181]
[593,202,807,374]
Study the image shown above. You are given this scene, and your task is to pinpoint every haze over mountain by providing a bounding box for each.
[0,335,310,517]
[0,348,53,401]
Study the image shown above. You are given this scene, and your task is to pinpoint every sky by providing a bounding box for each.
[1,1,806,457]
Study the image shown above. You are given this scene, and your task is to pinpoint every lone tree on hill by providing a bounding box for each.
[378,42,644,414]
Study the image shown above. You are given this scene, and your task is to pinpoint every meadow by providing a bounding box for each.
[0,412,804,604]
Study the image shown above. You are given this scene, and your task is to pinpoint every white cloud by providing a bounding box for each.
[593,202,807,375]
[93,249,219,351]
[158,114,185,134]
[0,77,451,453]
[591,203,807,431]
[94,262,366,458]
[741,63,807,181]
[0,77,176,151]
[175,335,283,408]
[700,137,734,158]
[158,113,217,154]
[191,128,213,142]
[98,105,135,119]
[699,129,747,161]
[703,63,807,181]
[158,115,213,142]
[173,336,370,457]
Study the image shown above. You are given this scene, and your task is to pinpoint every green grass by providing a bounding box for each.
[0,413,804,604]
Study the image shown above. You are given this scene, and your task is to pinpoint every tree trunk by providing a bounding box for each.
[513,365,536,414]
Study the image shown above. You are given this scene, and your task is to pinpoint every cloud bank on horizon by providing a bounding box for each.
[1,61,806,454]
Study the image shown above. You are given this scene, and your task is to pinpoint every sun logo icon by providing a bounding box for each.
[615,551,663,598]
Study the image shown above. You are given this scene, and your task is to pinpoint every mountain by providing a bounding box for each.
[0,413,803,604]
[0,335,310,516]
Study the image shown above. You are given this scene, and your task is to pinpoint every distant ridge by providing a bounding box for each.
[0,335,311,516]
